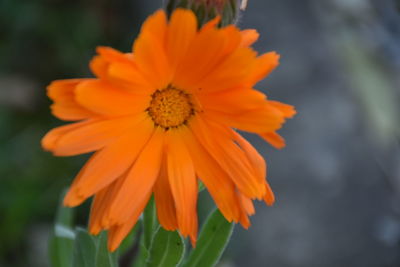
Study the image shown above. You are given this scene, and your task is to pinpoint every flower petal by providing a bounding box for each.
[240,29,259,47]
[268,100,296,118]
[63,117,154,206]
[96,46,134,65]
[90,47,153,92]
[90,55,109,79]
[107,127,164,225]
[221,25,243,56]
[107,191,151,252]
[166,128,198,244]
[245,52,280,86]
[264,182,275,206]
[75,80,150,117]
[238,193,255,216]
[238,192,251,229]
[47,79,96,121]
[231,130,266,181]
[89,185,115,235]
[198,87,266,115]
[154,157,178,231]
[196,47,257,93]
[139,10,167,40]
[167,8,197,72]
[190,116,265,199]
[260,131,286,149]
[183,127,241,223]
[200,15,221,31]
[232,130,275,204]
[133,10,171,89]
[47,114,146,156]
[107,62,153,93]
[205,104,285,133]
[41,120,93,152]
[173,27,227,91]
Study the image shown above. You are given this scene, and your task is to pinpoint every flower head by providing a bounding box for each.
[42,8,295,251]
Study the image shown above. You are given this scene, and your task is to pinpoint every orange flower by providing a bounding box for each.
[42,9,295,251]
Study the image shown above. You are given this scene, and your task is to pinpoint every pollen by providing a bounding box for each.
[147,86,194,128]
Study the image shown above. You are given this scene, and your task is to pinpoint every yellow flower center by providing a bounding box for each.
[147,86,194,129]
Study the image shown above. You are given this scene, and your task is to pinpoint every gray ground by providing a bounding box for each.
[224,0,400,266]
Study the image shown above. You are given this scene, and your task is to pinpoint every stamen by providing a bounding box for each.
[147,86,195,129]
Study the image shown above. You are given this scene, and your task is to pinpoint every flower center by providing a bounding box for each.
[147,86,194,129]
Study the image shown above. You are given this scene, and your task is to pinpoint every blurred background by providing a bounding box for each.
[1,0,400,266]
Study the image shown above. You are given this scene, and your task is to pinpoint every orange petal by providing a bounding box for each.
[190,116,265,199]
[237,192,252,229]
[205,104,285,133]
[89,185,115,235]
[107,127,164,225]
[64,117,154,206]
[47,79,96,121]
[196,47,257,93]
[90,47,152,90]
[107,190,151,252]
[198,87,266,115]
[154,156,178,231]
[246,52,280,86]
[42,120,93,152]
[98,172,129,229]
[50,103,95,122]
[96,46,134,65]
[133,10,171,89]
[139,10,167,41]
[75,80,150,117]
[200,15,221,31]
[90,55,110,79]
[221,25,243,56]
[240,29,259,47]
[263,182,275,206]
[260,131,286,149]
[183,127,241,223]
[239,212,251,229]
[47,79,86,102]
[166,127,198,242]
[48,115,145,156]
[107,62,153,93]
[173,27,227,91]
[231,130,266,181]
[167,9,197,72]
[238,192,255,216]
[268,100,296,118]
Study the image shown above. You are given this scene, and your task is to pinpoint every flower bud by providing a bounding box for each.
[165,0,240,26]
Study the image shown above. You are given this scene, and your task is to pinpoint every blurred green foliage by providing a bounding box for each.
[0,0,143,266]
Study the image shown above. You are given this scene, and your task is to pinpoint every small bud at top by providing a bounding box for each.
[193,0,226,12]
[165,0,241,27]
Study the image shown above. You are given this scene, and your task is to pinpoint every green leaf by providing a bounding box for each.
[117,223,140,256]
[131,237,149,267]
[95,231,118,267]
[49,233,75,267]
[73,227,97,267]
[182,209,234,267]
[55,189,74,227]
[143,196,158,249]
[145,228,185,267]
[198,181,205,192]
[49,189,75,267]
